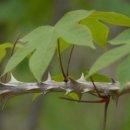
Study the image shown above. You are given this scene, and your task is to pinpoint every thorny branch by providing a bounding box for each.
[0,73,129,99]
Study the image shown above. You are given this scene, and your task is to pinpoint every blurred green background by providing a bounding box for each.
[0,0,130,130]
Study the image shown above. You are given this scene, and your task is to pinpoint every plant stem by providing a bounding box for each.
[66,45,74,77]
[90,76,102,97]
[57,39,68,82]
[103,98,110,130]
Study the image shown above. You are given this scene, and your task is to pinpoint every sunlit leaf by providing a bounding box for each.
[55,10,93,48]
[59,38,70,53]
[81,11,130,47]
[0,48,6,63]
[81,17,109,47]
[56,24,94,48]
[55,10,94,26]
[90,11,130,26]
[55,10,94,48]
[4,10,130,82]
[0,42,22,64]
[0,43,16,62]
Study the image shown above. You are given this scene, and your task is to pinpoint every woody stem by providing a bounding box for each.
[57,39,68,82]
[90,76,102,97]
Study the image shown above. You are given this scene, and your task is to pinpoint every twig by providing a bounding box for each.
[0,75,126,98]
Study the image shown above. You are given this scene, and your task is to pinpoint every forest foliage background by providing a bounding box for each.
[0,0,130,130]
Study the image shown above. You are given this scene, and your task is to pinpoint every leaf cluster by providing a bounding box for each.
[1,10,130,89]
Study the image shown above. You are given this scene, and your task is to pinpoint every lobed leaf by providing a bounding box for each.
[55,10,94,48]
[56,24,94,48]
[81,17,109,47]
[4,26,56,82]
[4,10,130,82]
[4,10,94,82]
[81,11,130,47]
[90,11,130,26]
[55,10,94,26]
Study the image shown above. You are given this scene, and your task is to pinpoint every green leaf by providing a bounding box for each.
[110,29,130,45]
[55,10,94,48]
[56,24,94,48]
[4,10,130,82]
[52,74,64,81]
[4,43,35,74]
[0,47,7,63]
[0,43,13,62]
[90,73,111,82]
[69,92,80,100]
[90,11,130,26]
[4,26,56,82]
[84,70,111,82]
[81,17,109,47]
[117,55,130,88]
[55,10,94,26]
[86,73,111,82]
[80,11,130,47]
[59,38,70,53]
[0,42,22,65]
[88,45,130,77]
[4,10,94,82]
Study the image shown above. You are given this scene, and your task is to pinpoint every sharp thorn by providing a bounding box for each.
[43,72,52,83]
[78,73,86,81]
[64,89,72,95]
[43,90,48,95]
[47,72,52,81]
[9,73,22,84]
[111,78,116,84]
[82,88,91,93]
[46,86,54,90]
